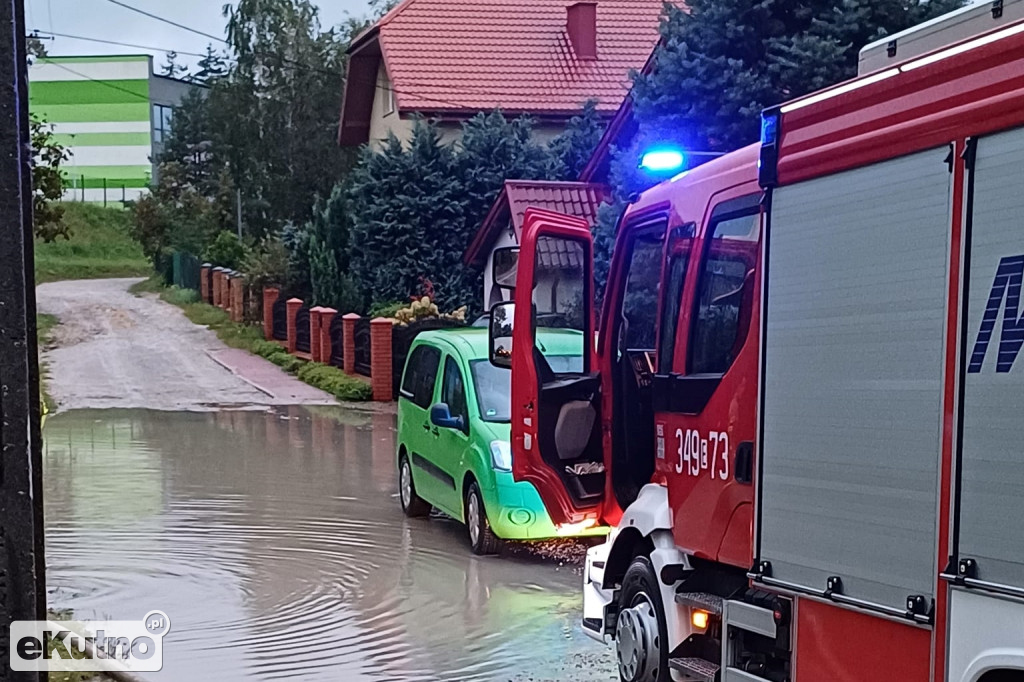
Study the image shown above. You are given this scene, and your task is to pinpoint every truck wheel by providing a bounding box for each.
[616,556,669,682]
[466,482,502,555]
[399,454,430,518]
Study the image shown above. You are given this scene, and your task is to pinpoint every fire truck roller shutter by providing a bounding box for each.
[759,147,950,614]
[957,125,1024,592]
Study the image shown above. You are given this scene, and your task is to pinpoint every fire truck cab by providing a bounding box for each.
[489,12,1024,682]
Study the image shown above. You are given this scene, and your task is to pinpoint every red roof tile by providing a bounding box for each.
[464,180,611,266]
[363,0,666,115]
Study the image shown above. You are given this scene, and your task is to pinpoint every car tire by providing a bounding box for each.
[616,556,669,682]
[399,453,430,518]
[465,481,502,555]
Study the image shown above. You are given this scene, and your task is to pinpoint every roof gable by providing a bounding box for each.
[464,180,611,266]
[340,0,667,144]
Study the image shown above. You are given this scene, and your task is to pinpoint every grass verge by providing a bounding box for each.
[35,203,149,284]
[46,609,101,682]
[157,289,373,402]
[37,313,58,413]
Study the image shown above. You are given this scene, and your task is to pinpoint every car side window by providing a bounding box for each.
[441,356,469,433]
[402,345,441,409]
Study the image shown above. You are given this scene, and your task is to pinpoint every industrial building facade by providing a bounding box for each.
[28,54,195,203]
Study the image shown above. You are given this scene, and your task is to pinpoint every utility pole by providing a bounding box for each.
[0,1,47,680]
[236,187,243,240]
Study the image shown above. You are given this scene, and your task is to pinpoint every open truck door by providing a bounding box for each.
[488,208,603,529]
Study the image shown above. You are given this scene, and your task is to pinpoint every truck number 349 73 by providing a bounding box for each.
[675,429,729,481]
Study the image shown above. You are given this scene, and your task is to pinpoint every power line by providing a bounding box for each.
[47,61,153,102]
[97,1,569,112]
[33,30,206,59]
[103,0,224,44]
[95,1,478,109]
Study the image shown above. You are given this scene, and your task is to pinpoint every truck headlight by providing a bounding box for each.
[490,440,512,471]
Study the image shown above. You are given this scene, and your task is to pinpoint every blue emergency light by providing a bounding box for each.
[640,148,686,172]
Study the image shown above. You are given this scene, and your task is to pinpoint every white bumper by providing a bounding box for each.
[582,538,614,643]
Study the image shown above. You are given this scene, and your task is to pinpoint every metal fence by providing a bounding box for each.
[172,252,201,291]
[295,306,311,354]
[353,318,372,377]
[272,298,288,342]
[329,313,345,368]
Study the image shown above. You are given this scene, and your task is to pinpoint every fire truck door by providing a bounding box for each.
[487,208,601,526]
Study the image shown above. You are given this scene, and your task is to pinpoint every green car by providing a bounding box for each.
[396,327,606,554]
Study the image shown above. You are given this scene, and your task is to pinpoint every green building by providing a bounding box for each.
[28,54,197,203]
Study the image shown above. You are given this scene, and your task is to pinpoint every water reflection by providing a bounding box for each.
[44,407,611,681]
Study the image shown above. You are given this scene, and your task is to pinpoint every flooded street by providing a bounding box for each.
[43,407,615,682]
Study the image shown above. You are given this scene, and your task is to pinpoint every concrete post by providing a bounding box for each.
[286,298,303,354]
[320,308,337,366]
[370,317,393,402]
[309,306,324,362]
[342,313,359,375]
[263,287,279,340]
[200,263,211,303]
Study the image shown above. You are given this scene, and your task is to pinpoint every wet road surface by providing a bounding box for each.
[36,278,335,410]
[43,407,616,681]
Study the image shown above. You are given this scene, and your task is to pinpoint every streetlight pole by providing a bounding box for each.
[0,1,47,680]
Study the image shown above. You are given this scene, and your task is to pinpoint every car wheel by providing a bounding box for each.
[616,556,669,682]
[399,453,430,518]
[465,481,502,555]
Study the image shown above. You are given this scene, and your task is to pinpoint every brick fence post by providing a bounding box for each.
[309,306,324,362]
[224,274,233,315]
[342,313,359,375]
[217,269,228,308]
[232,275,245,323]
[211,268,222,306]
[320,308,337,366]
[224,272,235,312]
[370,317,393,402]
[200,263,211,303]
[286,298,302,354]
[263,287,279,340]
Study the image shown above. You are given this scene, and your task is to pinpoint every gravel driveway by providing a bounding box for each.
[36,277,336,411]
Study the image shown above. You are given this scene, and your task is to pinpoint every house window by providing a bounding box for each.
[383,84,396,116]
[153,104,174,143]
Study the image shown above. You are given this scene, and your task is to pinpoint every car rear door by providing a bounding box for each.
[399,343,443,505]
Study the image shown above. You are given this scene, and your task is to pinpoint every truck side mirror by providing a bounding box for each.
[489,301,515,369]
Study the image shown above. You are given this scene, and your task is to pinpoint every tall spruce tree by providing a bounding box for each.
[348,124,463,308]
[549,99,606,181]
[630,0,966,156]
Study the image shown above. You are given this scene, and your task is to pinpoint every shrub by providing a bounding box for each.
[297,363,374,401]
[163,286,199,305]
[205,231,246,269]
[251,340,286,359]
[367,300,405,318]
[267,352,303,374]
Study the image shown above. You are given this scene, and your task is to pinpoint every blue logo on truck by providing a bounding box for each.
[969,255,1024,373]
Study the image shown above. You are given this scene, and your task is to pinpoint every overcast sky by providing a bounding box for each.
[27,0,374,70]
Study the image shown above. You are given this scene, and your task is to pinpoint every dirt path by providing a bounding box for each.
[36,278,337,411]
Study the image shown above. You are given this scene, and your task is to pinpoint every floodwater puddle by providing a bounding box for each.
[43,407,614,681]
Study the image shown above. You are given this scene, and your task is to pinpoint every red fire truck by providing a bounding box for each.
[487,13,1024,682]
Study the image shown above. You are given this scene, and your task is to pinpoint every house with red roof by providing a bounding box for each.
[338,0,666,147]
